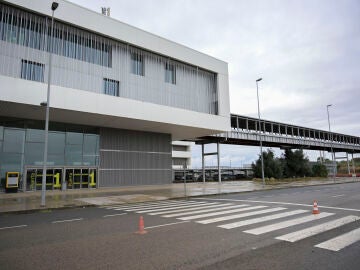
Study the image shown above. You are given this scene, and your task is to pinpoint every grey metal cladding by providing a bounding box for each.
[99,128,172,186]
[99,170,172,187]
[0,3,218,115]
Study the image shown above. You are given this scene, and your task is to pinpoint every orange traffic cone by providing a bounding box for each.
[312,200,320,214]
[135,216,147,234]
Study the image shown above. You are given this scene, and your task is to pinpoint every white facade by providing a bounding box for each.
[1,0,230,141]
[0,0,230,187]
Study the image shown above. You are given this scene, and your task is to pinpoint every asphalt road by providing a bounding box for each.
[0,182,359,270]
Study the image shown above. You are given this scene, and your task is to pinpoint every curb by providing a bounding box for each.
[0,179,358,215]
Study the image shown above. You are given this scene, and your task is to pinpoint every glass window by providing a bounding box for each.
[65,144,82,165]
[48,132,65,154]
[0,4,112,67]
[103,78,119,96]
[3,128,25,153]
[48,154,65,166]
[165,63,176,84]
[82,155,96,166]
[21,60,44,82]
[83,135,98,155]
[0,152,22,173]
[0,126,3,140]
[24,142,44,165]
[66,132,83,145]
[26,129,44,142]
[131,52,144,76]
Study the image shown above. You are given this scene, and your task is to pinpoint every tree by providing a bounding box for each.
[252,149,283,179]
[282,149,311,178]
[312,163,328,177]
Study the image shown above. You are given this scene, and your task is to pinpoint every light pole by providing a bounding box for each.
[41,2,59,207]
[326,104,336,182]
[256,78,265,186]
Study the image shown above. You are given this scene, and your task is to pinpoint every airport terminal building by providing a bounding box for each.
[0,0,230,190]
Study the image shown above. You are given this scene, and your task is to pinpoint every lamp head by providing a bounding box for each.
[256,78,262,82]
[51,2,59,11]
[327,104,332,108]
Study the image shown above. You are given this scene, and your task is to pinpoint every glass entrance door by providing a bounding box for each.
[65,168,97,189]
[25,168,63,191]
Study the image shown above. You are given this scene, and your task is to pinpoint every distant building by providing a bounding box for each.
[172,141,193,169]
[0,0,230,190]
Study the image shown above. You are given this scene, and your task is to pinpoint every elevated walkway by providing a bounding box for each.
[196,114,360,153]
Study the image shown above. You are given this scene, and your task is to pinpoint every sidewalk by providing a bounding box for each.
[1,177,359,214]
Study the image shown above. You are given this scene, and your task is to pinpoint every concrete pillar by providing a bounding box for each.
[202,144,205,183]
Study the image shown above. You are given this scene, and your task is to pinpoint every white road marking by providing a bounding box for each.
[103,213,128,218]
[103,201,182,209]
[135,202,219,213]
[195,198,360,212]
[276,215,360,242]
[0,224,28,230]
[148,203,233,215]
[112,200,201,210]
[144,221,190,229]
[196,207,286,224]
[220,210,308,229]
[332,194,345,198]
[244,212,334,235]
[178,206,267,221]
[124,201,209,212]
[315,227,360,251]
[163,205,248,218]
[52,218,83,224]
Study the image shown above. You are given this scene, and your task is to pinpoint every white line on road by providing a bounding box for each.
[195,198,360,212]
[113,200,201,211]
[123,201,208,212]
[244,212,334,235]
[148,203,233,216]
[177,206,267,221]
[315,227,360,251]
[332,194,345,198]
[135,202,219,213]
[0,224,28,230]
[103,213,128,218]
[52,218,83,224]
[276,215,360,242]
[219,210,309,229]
[196,207,286,224]
[163,205,248,218]
[145,221,190,229]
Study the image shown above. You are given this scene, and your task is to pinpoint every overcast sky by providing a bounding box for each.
[69,0,360,167]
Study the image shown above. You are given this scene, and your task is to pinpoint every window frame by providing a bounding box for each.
[165,62,176,84]
[20,59,45,82]
[103,78,120,97]
[130,52,145,76]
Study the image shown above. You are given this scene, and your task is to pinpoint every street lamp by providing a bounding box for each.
[326,104,336,182]
[256,78,265,186]
[41,2,59,207]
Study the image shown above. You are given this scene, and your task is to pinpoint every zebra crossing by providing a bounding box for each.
[102,199,360,252]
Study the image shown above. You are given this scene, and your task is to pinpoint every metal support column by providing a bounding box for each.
[333,152,336,181]
[352,153,356,174]
[346,153,351,175]
[202,144,205,183]
[217,142,221,183]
